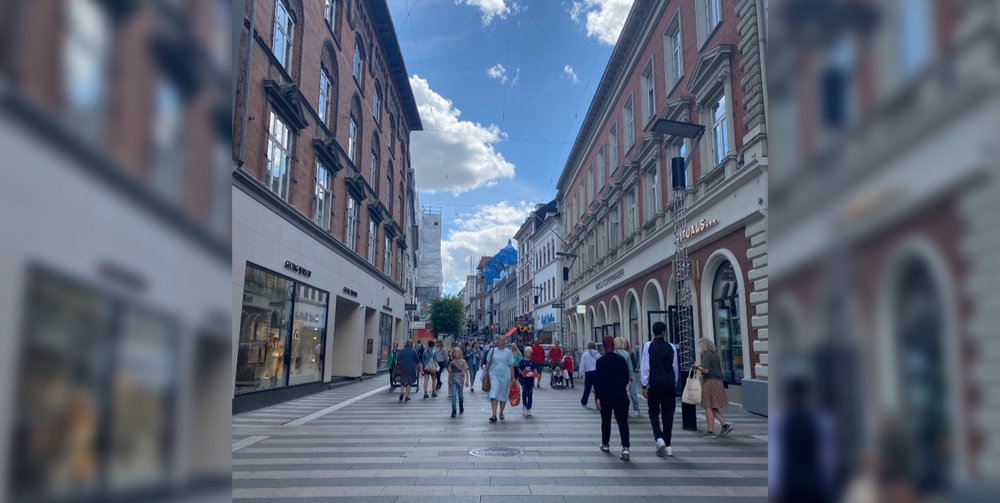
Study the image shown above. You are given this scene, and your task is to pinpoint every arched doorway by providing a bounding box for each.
[643,280,665,345]
[711,261,745,385]
[608,297,623,343]
[625,291,641,350]
[586,308,597,348]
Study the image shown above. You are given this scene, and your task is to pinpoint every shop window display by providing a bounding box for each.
[711,261,744,384]
[377,313,392,369]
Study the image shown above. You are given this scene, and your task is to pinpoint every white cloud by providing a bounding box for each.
[563,65,579,83]
[569,0,635,45]
[511,68,521,86]
[408,75,516,195]
[456,0,522,25]
[487,63,508,84]
[440,201,533,294]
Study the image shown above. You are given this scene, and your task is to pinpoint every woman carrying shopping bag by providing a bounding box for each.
[691,338,733,438]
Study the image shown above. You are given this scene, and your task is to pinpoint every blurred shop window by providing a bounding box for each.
[288,286,327,386]
[63,0,111,144]
[899,0,932,79]
[712,261,744,385]
[151,80,185,203]
[11,268,178,502]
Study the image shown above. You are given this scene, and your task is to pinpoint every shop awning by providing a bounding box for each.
[503,327,517,338]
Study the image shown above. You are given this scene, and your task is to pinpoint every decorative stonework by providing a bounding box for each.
[745,218,768,380]
[737,0,766,132]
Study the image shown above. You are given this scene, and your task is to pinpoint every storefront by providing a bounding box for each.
[236,263,328,394]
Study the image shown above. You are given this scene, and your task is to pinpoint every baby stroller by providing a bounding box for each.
[550,362,566,389]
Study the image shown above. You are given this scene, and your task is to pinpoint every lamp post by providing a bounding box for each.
[650,118,706,431]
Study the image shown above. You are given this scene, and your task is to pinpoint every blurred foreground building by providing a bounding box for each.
[0,0,231,501]
[556,0,769,414]
[769,0,1000,492]
[232,0,421,412]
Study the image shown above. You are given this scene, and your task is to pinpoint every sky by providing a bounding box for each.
[386,0,636,295]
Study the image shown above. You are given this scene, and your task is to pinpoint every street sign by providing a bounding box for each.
[552,303,565,308]
[405,303,417,311]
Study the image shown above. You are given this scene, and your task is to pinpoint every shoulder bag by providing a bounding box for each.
[681,368,702,405]
[481,348,494,392]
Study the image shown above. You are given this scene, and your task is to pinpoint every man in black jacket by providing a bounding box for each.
[640,321,679,457]
[595,335,631,461]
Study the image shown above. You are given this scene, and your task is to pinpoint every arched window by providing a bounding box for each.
[319,42,339,131]
[348,95,363,166]
[388,115,396,152]
[711,261,743,384]
[352,36,365,86]
[628,298,639,346]
[369,134,380,193]
[372,80,382,124]
[272,0,295,71]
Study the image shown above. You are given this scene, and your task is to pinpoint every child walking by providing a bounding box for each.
[518,347,539,416]
[448,348,470,418]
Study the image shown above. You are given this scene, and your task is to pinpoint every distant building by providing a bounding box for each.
[528,200,565,345]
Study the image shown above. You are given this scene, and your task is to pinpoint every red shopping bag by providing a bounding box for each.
[508,380,520,407]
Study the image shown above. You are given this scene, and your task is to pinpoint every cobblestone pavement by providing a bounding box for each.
[233,373,768,502]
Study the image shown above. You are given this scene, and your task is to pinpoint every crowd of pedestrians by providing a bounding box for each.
[390,329,736,461]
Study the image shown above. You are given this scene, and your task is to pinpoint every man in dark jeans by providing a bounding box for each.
[595,336,631,461]
[640,321,679,457]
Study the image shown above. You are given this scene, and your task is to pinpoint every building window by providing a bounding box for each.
[642,62,656,122]
[388,116,396,152]
[151,79,184,202]
[314,163,333,230]
[324,0,336,32]
[368,220,377,264]
[666,17,683,86]
[610,207,619,248]
[626,189,637,235]
[587,165,595,203]
[272,0,294,71]
[348,117,358,164]
[609,124,618,171]
[319,69,332,126]
[266,111,292,200]
[712,95,729,166]
[384,237,392,276]
[712,261,743,385]
[346,197,359,250]
[598,220,606,258]
[597,146,605,189]
[64,0,110,140]
[623,96,635,148]
[900,0,931,78]
[706,0,721,33]
[372,85,381,123]
[369,150,378,185]
[646,169,659,218]
[352,42,362,83]
[387,164,394,215]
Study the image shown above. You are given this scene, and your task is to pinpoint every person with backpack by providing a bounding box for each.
[421,340,439,399]
[595,336,631,461]
[640,321,679,457]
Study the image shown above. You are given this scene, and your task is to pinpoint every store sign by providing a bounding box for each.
[342,287,358,298]
[405,303,417,311]
[595,268,625,291]
[539,313,556,325]
[680,218,719,239]
[412,321,426,329]
[284,260,312,278]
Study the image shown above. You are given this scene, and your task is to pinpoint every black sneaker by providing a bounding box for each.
[719,424,734,438]
[621,448,630,461]
[600,444,610,452]
[398,394,403,401]
[451,410,457,418]
[432,392,438,398]
[460,406,464,414]
[404,396,411,401]
[423,393,429,399]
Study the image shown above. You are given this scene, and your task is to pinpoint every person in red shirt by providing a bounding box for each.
[548,340,563,376]
[530,340,545,387]
[562,353,575,388]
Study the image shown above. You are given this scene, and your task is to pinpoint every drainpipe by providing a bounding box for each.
[236,0,257,167]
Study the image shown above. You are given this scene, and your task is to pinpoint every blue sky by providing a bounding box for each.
[385,0,635,294]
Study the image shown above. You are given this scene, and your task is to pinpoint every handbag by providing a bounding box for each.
[682,368,702,405]
[508,379,520,407]
[481,349,494,392]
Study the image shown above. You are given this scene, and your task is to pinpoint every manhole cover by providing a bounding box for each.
[469,447,524,458]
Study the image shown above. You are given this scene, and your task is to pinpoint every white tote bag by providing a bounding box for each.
[682,368,702,405]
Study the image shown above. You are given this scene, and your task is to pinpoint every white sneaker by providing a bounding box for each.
[666,446,673,457]
[655,438,667,457]
[526,409,532,416]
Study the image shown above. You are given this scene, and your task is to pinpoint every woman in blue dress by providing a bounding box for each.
[484,337,515,422]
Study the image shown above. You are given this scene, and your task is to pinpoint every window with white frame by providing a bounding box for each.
[64,0,110,139]
[642,62,656,122]
[152,79,183,202]
[352,42,362,82]
[386,166,393,215]
[368,220,377,264]
[272,0,294,71]
[314,163,333,230]
[598,220,606,258]
[646,169,659,217]
[348,117,358,163]
[325,0,336,32]
[588,165,595,203]
[610,206,619,248]
[346,197,359,250]
[623,96,635,148]
[626,189,637,235]
[369,150,378,183]
[597,146,605,189]
[711,94,729,166]
[372,86,381,122]
[266,111,292,200]
[665,16,683,86]
[384,237,392,276]
[319,69,332,126]
[609,124,619,171]
[706,0,721,33]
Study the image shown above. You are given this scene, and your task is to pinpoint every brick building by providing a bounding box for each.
[232,0,421,411]
[556,0,768,414]
[0,0,232,500]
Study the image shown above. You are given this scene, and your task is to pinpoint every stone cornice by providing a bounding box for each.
[687,45,733,97]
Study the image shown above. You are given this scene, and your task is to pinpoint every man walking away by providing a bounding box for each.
[530,340,545,388]
[579,342,600,407]
[414,340,425,392]
[640,321,679,457]
[595,336,631,461]
[548,341,563,387]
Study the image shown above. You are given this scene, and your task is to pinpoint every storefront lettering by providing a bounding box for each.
[680,218,719,239]
[284,260,312,278]
[595,268,625,291]
[342,287,358,297]
[539,314,556,324]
